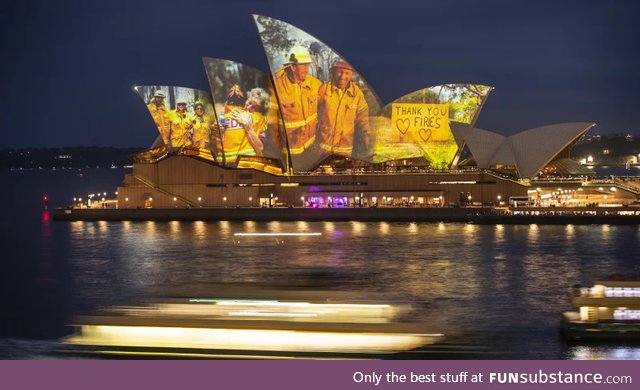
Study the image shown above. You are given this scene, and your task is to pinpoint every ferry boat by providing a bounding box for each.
[561,277,640,341]
[62,285,444,359]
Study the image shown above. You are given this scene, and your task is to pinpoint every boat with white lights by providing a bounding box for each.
[562,276,640,341]
[62,285,444,359]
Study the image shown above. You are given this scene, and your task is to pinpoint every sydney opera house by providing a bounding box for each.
[115,15,633,211]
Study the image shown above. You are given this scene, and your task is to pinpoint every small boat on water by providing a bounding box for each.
[561,277,640,341]
[62,284,444,359]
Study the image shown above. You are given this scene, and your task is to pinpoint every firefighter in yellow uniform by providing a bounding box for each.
[146,90,171,145]
[272,46,321,155]
[317,59,370,158]
[192,101,212,149]
[169,100,194,148]
[223,87,270,161]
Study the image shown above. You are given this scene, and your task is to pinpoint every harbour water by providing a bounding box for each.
[1,168,640,359]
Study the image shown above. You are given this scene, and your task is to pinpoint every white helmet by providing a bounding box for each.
[286,46,312,64]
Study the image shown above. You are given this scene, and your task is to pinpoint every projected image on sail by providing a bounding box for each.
[373,84,493,168]
[254,15,382,172]
[204,58,287,174]
[135,85,216,161]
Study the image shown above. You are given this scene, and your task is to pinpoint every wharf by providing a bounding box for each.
[53,206,640,224]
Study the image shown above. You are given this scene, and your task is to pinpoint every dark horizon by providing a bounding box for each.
[1,0,639,148]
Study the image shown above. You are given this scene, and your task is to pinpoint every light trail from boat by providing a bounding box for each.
[233,232,322,237]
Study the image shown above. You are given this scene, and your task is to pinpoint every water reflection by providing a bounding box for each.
[407,222,418,235]
[243,220,256,232]
[568,345,640,360]
[494,224,504,242]
[268,221,281,232]
[602,224,611,240]
[218,220,231,237]
[145,221,156,238]
[169,221,180,235]
[70,221,84,235]
[350,221,366,236]
[565,224,575,240]
[62,221,640,359]
[193,221,206,240]
[527,224,539,245]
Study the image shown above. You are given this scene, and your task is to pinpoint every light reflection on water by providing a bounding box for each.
[6,169,640,358]
[565,224,575,240]
[60,221,640,358]
[568,346,640,360]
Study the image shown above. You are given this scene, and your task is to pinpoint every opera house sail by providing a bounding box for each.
[97,15,607,212]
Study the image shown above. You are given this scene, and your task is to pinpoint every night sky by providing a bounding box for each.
[1,0,638,148]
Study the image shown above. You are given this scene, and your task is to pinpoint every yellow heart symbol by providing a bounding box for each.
[395,118,410,134]
[419,128,432,143]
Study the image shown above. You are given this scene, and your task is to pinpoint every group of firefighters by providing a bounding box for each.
[274,46,370,161]
[146,92,213,150]
[145,45,371,168]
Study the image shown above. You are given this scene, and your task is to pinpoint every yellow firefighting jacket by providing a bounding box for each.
[273,68,321,154]
[147,102,171,144]
[222,106,268,160]
[169,110,194,148]
[317,81,370,156]
[192,114,211,149]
